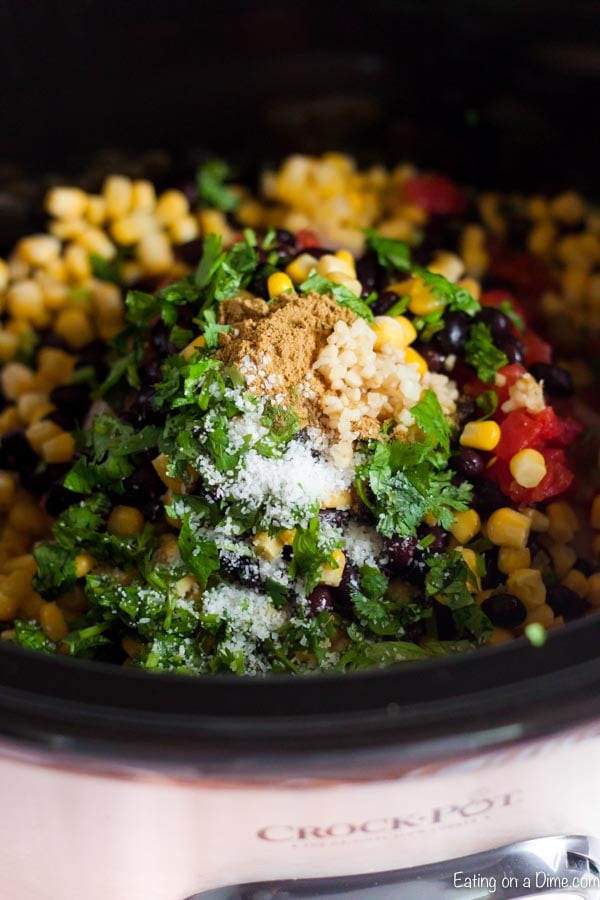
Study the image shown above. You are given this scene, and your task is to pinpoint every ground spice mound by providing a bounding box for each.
[218,291,356,422]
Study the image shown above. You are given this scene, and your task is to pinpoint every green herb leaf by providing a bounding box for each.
[465,322,509,384]
[196,159,240,212]
[299,273,374,321]
[411,389,452,454]
[415,267,481,316]
[364,229,412,273]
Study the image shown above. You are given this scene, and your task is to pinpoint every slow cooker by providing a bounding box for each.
[1,2,599,898]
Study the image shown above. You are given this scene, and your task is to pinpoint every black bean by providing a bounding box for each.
[49,385,91,424]
[319,508,348,529]
[498,334,525,365]
[546,584,588,620]
[0,428,38,471]
[384,535,417,572]
[471,479,506,514]
[219,552,262,589]
[477,306,513,340]
[45,482,81,517]
[307,586,334,617]
[417,524,448,555]
[369,290,400,316]
[529,362,574,397]
[453,447,485,478]
[140,359,163,388]
[434,311,470,354]
[122,461,166,508]
[415,343,446,373]
[480,548,502,591]
[150,320,176,357]
[143,496,165,523]
[356,250,379,295]
[174,237,203,267]
[38,330,69,351]
[331,561,359,616]
[121,390,163,428]
[21,462,69,496]
[274,228,296,248]
[482,592,527,628]
[455,395,477,425]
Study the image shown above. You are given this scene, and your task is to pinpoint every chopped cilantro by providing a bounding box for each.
[411,389,452,454]
[289,518,340,594]
[425,551,492,640]
[178,518,221,588]
[499,299,525,332]
[525,622,547,647]
[14,620,57,654]
[196,159,240,212]
[299,273,374,321]
[414,267,481,316]
[475,390,499,420]
[465,322,509,384]
[364,229,412,273]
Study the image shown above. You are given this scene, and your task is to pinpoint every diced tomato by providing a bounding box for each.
[548,416,584,449]
[535,407,563,441]
[295,228,320,250]
[403,174,465,216]
[495,409,545,460]
[522,329,552,365]
[486,448,574,505]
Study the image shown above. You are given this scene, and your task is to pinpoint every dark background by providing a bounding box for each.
[0,0,598,183]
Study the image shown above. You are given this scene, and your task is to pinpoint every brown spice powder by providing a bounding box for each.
[218,291,356,423]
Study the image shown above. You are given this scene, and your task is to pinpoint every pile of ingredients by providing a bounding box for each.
[0,153,598,674]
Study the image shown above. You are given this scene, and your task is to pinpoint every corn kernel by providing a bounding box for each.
[75,554,97,578]
[487,507,531,549]
[408,277,446,316]
[151,454,183,493]
[107,505,144,537]
[487,627,513,645]
[0,584,20,621]
[46,186,88,220]
[0,258,8,292]
[41,432,75,464]
[523,602,554,628]
[335,249,356,274]
[17,392,54,425]
[327,271,363,295]
[0,329,19,363]
[170,214,199,245]
[450,509,481,544]
[428,251,465,283]
[0,471,17,511]
[25,419,63,455]
[20,591,44,621]
[320,549,346,587]
[460,420,501,451]
[63,242,91,282]
[521,507,550,533]
[77,227,116,260]
[180,335,206,361]
[498,546,531,574]
[37,347,76,387]
[527,221,557,258]
[39,601,69,642]
[587,572,600,608]
[403,347,428,376]
[550,191,585,225]
[111,213,157,245]
[458,547,481,591]
[285,253,318,284]
[371,315,416,352]
[546,501,578,544]
[562,569,588,598]
[103,175,133,220]
[320,490,352,510]
[0,405,21,435]
[591,495,600,530]
[252,531,283,562]
[8,496,47,537]
[547,542,577,580]
[34,272,69,311]
[507,567,546,610]
[85,195,106,226]
[16,234,61,269]
[155,189,189,226]
[136,231,174,275]
[1,362,37,400]
[318,253,355,279]
[5,279,48,328]
[509,448,547,488]
[278,528,297,546]
[54,308,95,349]
[130,179,156,213]
[49,218,88,241]
[267,272,294,298]
[197,209,233,243]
